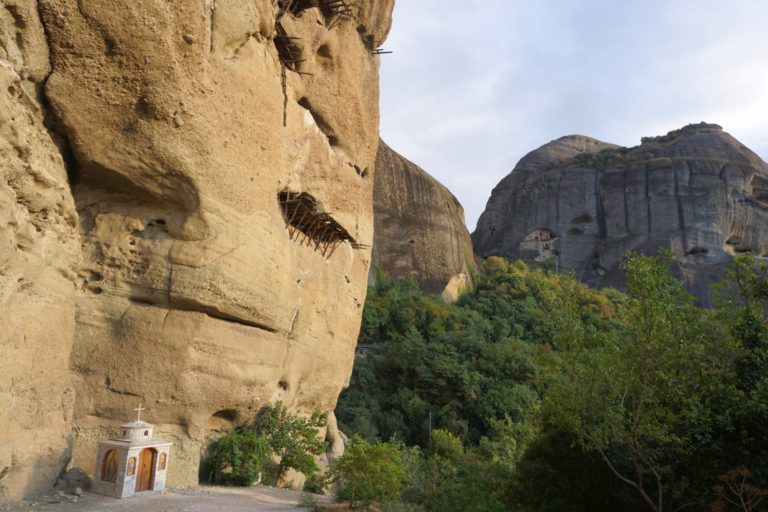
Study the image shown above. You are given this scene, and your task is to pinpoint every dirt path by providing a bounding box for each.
[0,486,331,512]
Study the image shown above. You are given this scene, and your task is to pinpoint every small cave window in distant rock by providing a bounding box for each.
[571,213,593,224]
[751,176,768,203]
[686,247,709,256]
[725,235,753,255]
[278,191,366,258]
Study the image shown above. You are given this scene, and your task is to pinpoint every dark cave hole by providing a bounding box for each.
[274,23,305,73]
[278,0,353,29]
[686,247,709,256]
[211,409,237,423]
[297,97,338,146]
[571,213,593,224]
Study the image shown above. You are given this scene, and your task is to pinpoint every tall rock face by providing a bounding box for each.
[1,0,394,498]
[473,123,768,303]
[373,140,475,299]
[0,1,80,498]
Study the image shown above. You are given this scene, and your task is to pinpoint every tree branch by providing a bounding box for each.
[584,433,659,512]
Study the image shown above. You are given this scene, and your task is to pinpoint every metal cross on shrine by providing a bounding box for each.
[134,403,145,422]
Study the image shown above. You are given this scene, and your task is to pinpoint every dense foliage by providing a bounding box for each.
[331,435,409,506]
[254,401,328,480]
[205,428,271,486]
[336,255,768,511]
[203,401,327,486]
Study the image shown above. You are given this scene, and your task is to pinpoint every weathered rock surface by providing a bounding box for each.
[0,1,80,498]
[372,140,474,298]
[1,0,394,497]
[473,123,768,303]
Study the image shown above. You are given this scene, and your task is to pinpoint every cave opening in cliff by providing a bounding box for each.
[319,0,354,29]
[277,0,314,17]
[278,191,365,257]
[274,23,306,74]
[277,0,353,29]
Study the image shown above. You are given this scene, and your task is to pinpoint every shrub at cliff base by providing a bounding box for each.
[254,401,328,482]
[204,401,327,486]
[331,435,408,506]
[205,429,271,486]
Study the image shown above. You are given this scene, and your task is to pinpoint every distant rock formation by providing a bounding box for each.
[1,0,394,497]
[373,141,475,301]
[472,123,768,303]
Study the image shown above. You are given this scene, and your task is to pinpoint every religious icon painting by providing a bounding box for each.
[101,450,118,483]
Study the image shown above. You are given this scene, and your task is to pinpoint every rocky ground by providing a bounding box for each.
[0,486,331,512]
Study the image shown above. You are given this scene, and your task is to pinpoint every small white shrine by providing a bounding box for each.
[93,404,172,498]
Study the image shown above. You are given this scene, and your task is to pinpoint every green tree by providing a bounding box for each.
[205,429,271,486]
[543,252,738,511]
[507,428,641,512]
[254,401,328,480]
[331,435,408,506]
[416,430,509,512]
[713,254,768,489]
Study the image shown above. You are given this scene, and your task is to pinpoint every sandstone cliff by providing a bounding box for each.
[1,0,394,498]
[0,1,80,497]
[472,123,768,303]
[372,140,474,301]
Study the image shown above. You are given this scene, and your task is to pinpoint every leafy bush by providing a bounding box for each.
[203,401,329,487]
[205,429,271,486]
[254,401,328,480]
[331,435,408,506]
[302,471,328,494]
[573,147,629,169]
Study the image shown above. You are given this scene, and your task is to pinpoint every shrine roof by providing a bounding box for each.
[121,420,153,428]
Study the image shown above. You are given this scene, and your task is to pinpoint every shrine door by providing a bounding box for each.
[136,448,155,492]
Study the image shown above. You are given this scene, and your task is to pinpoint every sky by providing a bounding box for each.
[378,0,768,232]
